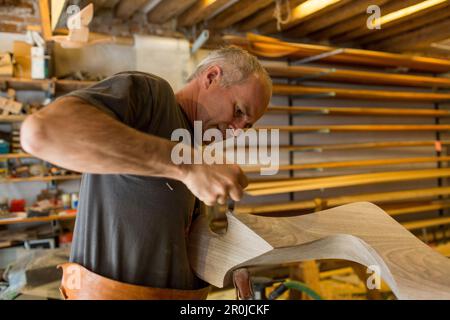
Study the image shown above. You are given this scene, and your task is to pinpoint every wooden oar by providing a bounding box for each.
[272,84,450,102]
[257,125,450,132]
[246,168,450,196]
[237,186,450,215]
[243,155,450,173]
[268,106,450,117]
[278,140,450,152]
[264,64,450,88]
[224,33,450,73]
[384,200,450,216]
[403,217,450,231]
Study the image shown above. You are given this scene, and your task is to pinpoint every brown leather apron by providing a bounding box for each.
[58,263,210,300]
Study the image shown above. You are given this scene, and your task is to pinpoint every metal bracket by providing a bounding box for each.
[292,48,345,66]
[191,29,209,55]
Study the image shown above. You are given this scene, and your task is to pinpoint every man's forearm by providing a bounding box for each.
[20,96,184,180]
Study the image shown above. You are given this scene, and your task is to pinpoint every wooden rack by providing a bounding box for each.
[225,33,450,73]
[0,77,95,93]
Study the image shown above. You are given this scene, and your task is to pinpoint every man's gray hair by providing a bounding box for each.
[187,46,272,90]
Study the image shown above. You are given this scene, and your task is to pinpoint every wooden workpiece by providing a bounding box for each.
[188,202,450,299]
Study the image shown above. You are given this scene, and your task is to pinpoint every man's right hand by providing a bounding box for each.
[180,164,248,206]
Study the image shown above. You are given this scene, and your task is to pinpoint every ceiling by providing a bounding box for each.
[1,0,450,57]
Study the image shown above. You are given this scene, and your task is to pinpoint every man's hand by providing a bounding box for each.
[180,164,248,206]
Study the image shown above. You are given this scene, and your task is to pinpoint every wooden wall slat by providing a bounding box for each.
[208,0,273,29]
[177,0,230,27]
[147,0,197,24]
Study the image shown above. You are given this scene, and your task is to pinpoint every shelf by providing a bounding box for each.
[0,175,81,183]
[0,77,96,92]
[0,153,33,159]
[0,210,76,225]
[0,115,27,122]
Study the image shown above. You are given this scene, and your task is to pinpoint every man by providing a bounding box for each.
[20,46,272,299]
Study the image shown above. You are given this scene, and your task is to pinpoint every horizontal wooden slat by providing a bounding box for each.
[279,140,450,152]
[403,217,450,230]
[264,64,450,88]
[246,168,450,195]
[258,124,450,132]
[272,84,450,102]
[237,186,450,214]
[268,106,450,117]
[244,155,450,173]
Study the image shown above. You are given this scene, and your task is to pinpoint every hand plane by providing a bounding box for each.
[204,199,234,235]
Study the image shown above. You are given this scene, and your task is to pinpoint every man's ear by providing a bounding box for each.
[203,65,222,89]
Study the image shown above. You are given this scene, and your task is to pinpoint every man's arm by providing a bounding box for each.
[21,96,247,205]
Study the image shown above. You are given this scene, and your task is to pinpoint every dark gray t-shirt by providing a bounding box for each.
[66,71,205,290]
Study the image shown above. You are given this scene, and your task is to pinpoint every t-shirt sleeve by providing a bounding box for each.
[64,72,157,129]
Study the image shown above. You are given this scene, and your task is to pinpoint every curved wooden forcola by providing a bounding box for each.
[188,202,450,300]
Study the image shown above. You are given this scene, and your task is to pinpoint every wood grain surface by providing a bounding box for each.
[188,202,450,299]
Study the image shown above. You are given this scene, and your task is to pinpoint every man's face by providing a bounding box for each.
[196,66,271,139]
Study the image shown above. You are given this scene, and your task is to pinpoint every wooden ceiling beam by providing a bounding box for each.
[259,0,352,34]
[147,0,197,24]
[311,0,425,41]
[238,0,306,31]
[335,0,449,43]
[208,0,273,29]
[369,17,450,52]
[359,4,450,46]
[177,0,230,28]
[38,0,52,41]
[115,0,148,19]
[285,0,389,38]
